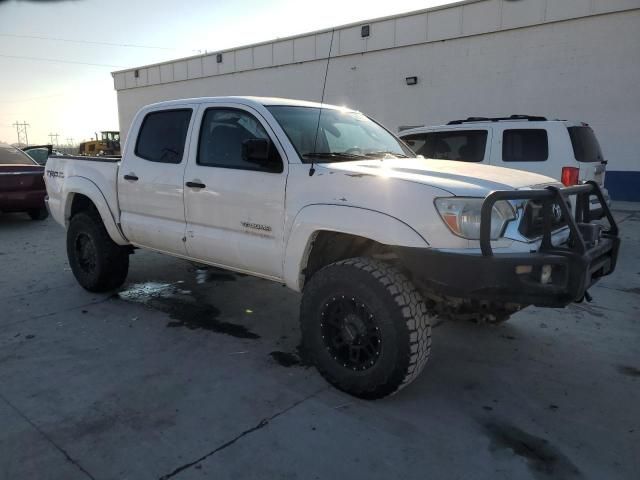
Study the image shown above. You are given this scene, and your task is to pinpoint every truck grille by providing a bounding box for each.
[518,200,569,238]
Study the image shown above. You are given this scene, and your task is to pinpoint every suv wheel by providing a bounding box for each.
[67,212,129,292]
[301,257,432,399]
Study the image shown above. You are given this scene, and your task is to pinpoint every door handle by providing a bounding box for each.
[186,181,206,189]
[123,174,138,181]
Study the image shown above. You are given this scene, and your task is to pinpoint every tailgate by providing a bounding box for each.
[0,165,45,192]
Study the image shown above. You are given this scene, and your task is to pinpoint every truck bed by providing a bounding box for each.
[45,155,121,227]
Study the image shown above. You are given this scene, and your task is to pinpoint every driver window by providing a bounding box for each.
[197,108,282,172]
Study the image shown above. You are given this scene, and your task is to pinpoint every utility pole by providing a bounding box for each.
[12,121,30,146]
[48,133,60,146]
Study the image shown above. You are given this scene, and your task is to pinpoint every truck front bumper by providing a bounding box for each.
[397,182,620,308]
[396,235,619,308]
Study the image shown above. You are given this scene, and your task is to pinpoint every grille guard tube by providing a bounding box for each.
[394,182,619,308]
[480,181,619,257]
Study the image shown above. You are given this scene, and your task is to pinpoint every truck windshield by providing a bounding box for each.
[267,106,414,163]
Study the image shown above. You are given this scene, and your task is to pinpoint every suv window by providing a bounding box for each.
[197,108,282,172]
[568,126,603,163]
[502,129,548,162]
[403,131,487,162]
[135,109,192,163]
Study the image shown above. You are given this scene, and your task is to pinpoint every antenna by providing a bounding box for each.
[309,29,335,177]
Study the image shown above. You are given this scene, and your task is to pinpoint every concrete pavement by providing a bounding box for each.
[1,208,638,480]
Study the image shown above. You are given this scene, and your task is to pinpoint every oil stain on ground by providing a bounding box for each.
[617,365,640,377]
[116,282,259,339]
[270,351,301,367]
[483,422,581,479]
[269,345,311,368]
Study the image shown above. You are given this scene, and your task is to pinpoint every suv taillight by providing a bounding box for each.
[561,166,579,186]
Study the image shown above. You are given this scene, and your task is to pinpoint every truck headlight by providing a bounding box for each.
[434,197,516,240]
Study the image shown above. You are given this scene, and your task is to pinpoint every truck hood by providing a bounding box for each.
[322,158,557,196]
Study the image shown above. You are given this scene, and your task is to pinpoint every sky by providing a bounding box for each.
[0,0,459,145]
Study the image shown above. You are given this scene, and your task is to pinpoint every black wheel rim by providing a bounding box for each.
[75,233,97,273]
[320,295,382,371]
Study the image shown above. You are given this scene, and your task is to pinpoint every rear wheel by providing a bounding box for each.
[67,212,129,292]
[27,207,48,221]
[301,257,432,399]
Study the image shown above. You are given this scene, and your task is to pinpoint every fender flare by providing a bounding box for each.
[283,204,429,291]
[61,176,129,245]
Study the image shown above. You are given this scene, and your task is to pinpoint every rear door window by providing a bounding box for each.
[403,130,487,162]
[135,109,192,163]
[568,126,603,163]
[502,129,548,162]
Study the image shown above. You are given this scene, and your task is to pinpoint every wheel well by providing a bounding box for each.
[303,231,392,286]
[69,193,99,220]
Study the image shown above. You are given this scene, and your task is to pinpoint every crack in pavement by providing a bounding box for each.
[0,283,77,302]
[2,296,116,330]
[615,212,639,224]
[0,390,96,480]
[158,387,328,479]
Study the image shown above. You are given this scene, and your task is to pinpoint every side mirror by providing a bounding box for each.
[242,138,270,163]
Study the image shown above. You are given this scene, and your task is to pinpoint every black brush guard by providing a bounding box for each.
[476,181,619,305]
[396,182,619,308]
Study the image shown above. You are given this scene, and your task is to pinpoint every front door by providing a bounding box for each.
[183,104,288,279]
[118,107,194,256]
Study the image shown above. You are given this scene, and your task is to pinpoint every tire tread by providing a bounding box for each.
[303,257,432,398]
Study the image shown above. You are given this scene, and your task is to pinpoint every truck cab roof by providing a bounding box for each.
[143,96,357,112]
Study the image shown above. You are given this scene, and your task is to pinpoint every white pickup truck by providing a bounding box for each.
[45,96,620,399]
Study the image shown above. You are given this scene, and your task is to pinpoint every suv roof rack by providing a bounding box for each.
[398,124,424,132]
[447,115,548,125]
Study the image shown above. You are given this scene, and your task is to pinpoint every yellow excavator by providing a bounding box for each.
[78,131,121,156]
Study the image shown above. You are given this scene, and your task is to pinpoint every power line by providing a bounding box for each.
[0,93,65,104]
[0,54,124,68]
[0,32,176,50]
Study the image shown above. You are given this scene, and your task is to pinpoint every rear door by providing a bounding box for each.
[183,103,288,279]
[118,106,195,256]
[402,129,490,164]
[491,125,554,178]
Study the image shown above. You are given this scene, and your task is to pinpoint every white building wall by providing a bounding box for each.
[114,0,640,198]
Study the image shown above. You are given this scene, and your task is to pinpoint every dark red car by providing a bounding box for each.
[0,143,48,220]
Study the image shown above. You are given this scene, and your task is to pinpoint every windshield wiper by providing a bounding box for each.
[302,152,367,160]
[363,151,410,158]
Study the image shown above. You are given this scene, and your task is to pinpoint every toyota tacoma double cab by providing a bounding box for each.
[44,97,619,399]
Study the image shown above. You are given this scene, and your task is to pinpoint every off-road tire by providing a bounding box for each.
[301,257,432,399]
[67,212,129,292]
[27,207,48,220]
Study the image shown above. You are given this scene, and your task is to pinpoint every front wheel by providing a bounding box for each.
[301,257,432,399]
[67,212,129,292]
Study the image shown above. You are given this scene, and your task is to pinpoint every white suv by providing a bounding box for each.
[399,116,609,209]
